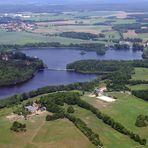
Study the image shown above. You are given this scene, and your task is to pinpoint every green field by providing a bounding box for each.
[81,92,148,142]
[132,68,148,81]
[138,33,148,41]
[127,84,148,90]
[73,105,138,148]
[0,109,94,148]
[0,29,105,45]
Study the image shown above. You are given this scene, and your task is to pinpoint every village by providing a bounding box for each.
[0,14,34,32]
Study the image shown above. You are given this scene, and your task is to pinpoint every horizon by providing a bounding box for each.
[0,0,148,5]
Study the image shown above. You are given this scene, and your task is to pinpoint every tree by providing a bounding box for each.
[67,106,75,114]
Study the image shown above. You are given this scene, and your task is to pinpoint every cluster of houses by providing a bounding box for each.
[25,101,46,115]
[0,22,34,32]
[0,52,13,61]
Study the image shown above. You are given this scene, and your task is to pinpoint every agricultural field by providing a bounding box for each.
[73,105,139,148]
[0,109,94,148]
[81,92,148,145]
[0,29,103,45]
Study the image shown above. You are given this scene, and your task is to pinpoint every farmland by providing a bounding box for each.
[0,6,147,148]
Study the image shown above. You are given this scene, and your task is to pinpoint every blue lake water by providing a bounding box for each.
[0,48,143,99]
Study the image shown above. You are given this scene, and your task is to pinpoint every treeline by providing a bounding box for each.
[41,92,103,147]
[66,60,133,74]
[0,42,106,55]
[67,60,148,74]
[142,49,148,59]
[0,79,99,109]
[114,44,130,50]
[124,38,143,43]
[113,23,141,32]
[0,52,44,86]
[132,90,148,101]
[135,115,148,127]
[59,32,98,40]
[113,43,144,51]
[133,43,144,51]
[67,59,148,91]
[127,80,148,85]
[40,92,146,145]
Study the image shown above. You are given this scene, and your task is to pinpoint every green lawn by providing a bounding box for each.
[132,68,148,81]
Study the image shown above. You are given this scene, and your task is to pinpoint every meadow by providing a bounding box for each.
[132,68,148,81]
[0,108,94,148]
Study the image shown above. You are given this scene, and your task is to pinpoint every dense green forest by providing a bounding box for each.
[0,52,44,86]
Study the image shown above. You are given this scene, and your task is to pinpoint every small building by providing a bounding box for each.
[94,86,107,96]
[25,106,38,113]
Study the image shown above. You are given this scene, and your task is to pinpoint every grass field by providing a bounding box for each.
[73,105,138,148]
[127,84,148,90]
[132,68,148,81]
[33,25,111,34]
[81,92,148,143]
[138,33,148,41]
[0,108,94,148]
[0,29,105,45]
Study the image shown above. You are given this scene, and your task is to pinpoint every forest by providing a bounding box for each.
[0,51,44,86]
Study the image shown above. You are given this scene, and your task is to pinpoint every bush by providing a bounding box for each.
[67,106,75,113]
[10,121,26,132]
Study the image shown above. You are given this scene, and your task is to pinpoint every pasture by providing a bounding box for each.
[132,68,148,81]
[0,108,94,148]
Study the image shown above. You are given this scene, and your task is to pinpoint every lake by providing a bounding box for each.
[0,48,143,99]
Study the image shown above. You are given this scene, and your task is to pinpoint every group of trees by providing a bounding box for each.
[114,44,130,50]
[133,43,144,51]
[43,92,103,147]
[59,32,98,40]
[10,121,26,132]
[0,51,44,86]
[13,105,31,119]
[0,78,100,109]
[142,49,148,59]
[0,42,106,55]
[67,59,148,91]
[132,90,148,101]
[124,38,143,43]
[41,92,146,146]
[135,115,148,127]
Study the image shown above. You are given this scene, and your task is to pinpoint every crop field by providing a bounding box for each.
[0,29,104,45]
[32,25,111,34]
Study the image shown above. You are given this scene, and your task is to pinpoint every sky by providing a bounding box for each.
[0,0,147,5]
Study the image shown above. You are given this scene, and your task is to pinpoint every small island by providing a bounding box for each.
[0,51,45,86]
